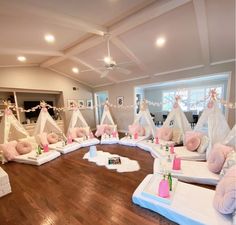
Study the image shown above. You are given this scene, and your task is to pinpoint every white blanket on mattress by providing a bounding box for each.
[100,134,119,144]
[48,141,81,154]
[74,137,100,147]
[119,135,149,147]
[133,174,232,225]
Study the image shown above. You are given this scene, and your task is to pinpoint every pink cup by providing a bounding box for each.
[134,132,138,140]
[112,131,117,138]
[172,157,181,170]
[67,136,73,144]
[158,179,170,198]
[170,145,175,154]
[43,144,49,152]
[155,137,159,144]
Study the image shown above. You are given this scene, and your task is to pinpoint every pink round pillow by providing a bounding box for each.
[76,128,86,137]
[104,126,113,135]
[207,143,233,173]
[213,165,236,214]
[16,141,32,155]
[47,133,59,144]
[186,136,201,151]
[159,127,173,141]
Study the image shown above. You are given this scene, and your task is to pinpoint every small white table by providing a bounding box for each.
[0,167,11,197]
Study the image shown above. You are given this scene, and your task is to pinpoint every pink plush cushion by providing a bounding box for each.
[16,141,32,155]
[76,128,87,138]
[128,124,145,136]
[39,132,49,145]
[104,126,113,135]
[0,141,19,161]
[47,133,59,144]
[156,127,173,141]
[70,128,78,139]
[207,143,233,173]
[95,124,107,137]
[186,136,201,151]
[184,131,203,145]
[213,165,236,214]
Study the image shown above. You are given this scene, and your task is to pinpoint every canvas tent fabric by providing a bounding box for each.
[100,104,115,125]
[0,109,29,143]
[133,174,232,225]
[223,124,236,148]
[194,101,230,157]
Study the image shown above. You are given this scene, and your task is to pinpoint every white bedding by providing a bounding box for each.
[14,150,60,166]
[136,139,175,152]
[173,146,206,161]
[49,141,82,154]
[153,158,219,185]
[119,135,149,147]
[133,174,232,225]
[100,134,119,145]
[74,137,100,147]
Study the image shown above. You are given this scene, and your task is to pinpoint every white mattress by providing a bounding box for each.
[173,146,206,161]
[133,174,232,225]
[153,158,219,185]
[74,137,100,147]
[49,141,82,154]
[119,136,149,147]
[13,150,60,166]
[100,135,119,145]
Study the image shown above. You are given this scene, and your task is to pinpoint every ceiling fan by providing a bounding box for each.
[99,34,132,78]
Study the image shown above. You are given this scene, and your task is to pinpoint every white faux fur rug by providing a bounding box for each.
[83,150,140,173]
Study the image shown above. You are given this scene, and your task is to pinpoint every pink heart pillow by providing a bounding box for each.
[186,136,201,151]
[16,141,32,155]
[156,127,173,141]
[207,144,233,173]
[38,132,49,146]
[0,141,19,161]
[95,124,107,137]
[47,133,59,144]
[213,165,236,214]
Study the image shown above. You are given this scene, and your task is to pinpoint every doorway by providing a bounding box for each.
[94,91,108,125]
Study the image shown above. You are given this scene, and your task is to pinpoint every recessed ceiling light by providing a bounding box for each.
[156,37,166,47]
[72,67,79,74]
[104,56,112,64]
[17,56,26,62]
[44,34,55,43]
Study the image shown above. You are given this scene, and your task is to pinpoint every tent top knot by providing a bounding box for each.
[209,88,218,101]
[40,100,47,108]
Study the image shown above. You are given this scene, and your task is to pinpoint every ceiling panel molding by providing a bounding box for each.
[1,1,107,36]
[0,47,63,56]
[193,0,210,65]
[0,64,39,68]
[111,37,147,71]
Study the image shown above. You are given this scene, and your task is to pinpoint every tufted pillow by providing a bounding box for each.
[207,144,233,173]
[213,165,236,214]
[197,135,209,154]
[16,141,32,155]
[186,136,201,152]
[172,128,182,144]
[156,127,173,141]
[184,131,203,145]
[220,151,236,178]
[95,124,107,137]
[0,141,19,161]
[47,133,59,144]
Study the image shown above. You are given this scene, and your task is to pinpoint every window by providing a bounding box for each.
[162,85,224,112]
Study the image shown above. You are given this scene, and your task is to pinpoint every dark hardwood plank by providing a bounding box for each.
[0,145,177,225]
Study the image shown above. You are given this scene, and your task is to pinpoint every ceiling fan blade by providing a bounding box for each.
[100,70,110,78]
[116,67,131,75]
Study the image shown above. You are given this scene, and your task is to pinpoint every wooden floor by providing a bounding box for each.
[0,145,177,225]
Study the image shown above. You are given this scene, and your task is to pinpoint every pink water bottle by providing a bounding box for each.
[43,144,49,152]
[170,144,175,154]
[155,137,159,144]
[112,131,117,138]
[158,175,170,198]
[172,156,181,170]
[67,134,73,144]
[134,132,138,140]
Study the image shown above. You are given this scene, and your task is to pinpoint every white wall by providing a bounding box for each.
[0,67,96,131]
[94,62,235,130]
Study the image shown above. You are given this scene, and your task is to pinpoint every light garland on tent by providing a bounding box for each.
[1,88,235,114]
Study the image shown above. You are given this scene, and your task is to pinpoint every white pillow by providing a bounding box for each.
[172,128,182,144]
[197,135,209,154]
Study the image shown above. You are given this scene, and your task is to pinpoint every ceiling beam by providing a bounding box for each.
[2,1,107,36]
[71,56,118,84]
[193,0,210,65]
[0,47,63,56]
[111,37,147,71]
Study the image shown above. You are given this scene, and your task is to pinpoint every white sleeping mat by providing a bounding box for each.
[0,167,11,197]
[74,137,100,147]
[119,136,149,147]
[101,134,119,145]
[49,141,82,154]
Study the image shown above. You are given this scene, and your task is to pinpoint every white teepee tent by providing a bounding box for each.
[33,108,62,137]
[67,108,89,134]
[162,101,192,135]
[100,104,115,125]
[133,100,156,137]
[223,124,236,148]
[0,109,29,143]
[194,101,230,154]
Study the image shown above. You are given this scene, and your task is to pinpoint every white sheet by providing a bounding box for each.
[173,146,206,161]
[49,141,82,154]
[100,134,119,145]
[153,158,219,185]
[136,139,175,152]
[133,174,232,225]
[83,150,140,173]
[74,137,100,147]
[119,135,149,147]
[14,150,60,166]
